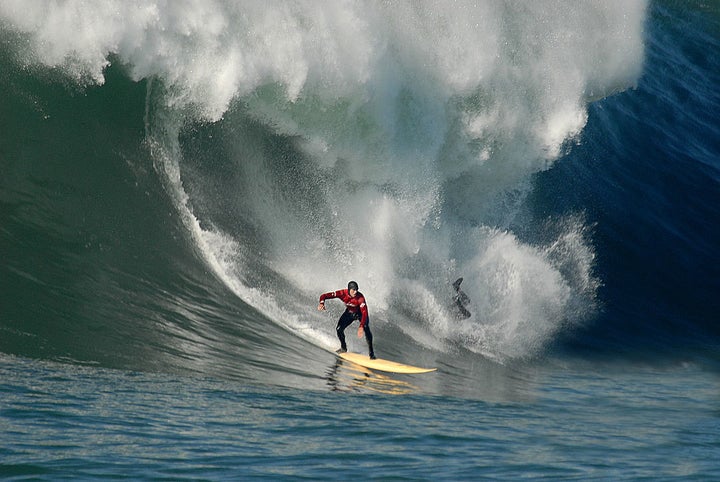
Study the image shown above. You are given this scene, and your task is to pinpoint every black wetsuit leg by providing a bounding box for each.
[336,311,375,358]
[364,319,375,359]
[336,310,356,351]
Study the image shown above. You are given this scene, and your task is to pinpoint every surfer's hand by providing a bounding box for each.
[318,303,326,311]
[357,326,364,338]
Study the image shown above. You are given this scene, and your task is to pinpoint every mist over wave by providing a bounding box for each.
[1,1,648,361]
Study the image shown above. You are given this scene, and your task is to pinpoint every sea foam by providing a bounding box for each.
[0,1,647,359]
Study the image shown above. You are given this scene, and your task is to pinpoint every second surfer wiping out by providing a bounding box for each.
[452,277,471,319]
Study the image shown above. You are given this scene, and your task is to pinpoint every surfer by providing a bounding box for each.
[452,277,471,319]
[318,281,376,360]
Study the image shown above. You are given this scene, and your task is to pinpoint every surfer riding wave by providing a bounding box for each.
[318,281,376,360]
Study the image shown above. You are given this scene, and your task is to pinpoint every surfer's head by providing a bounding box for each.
[347,280,359,295]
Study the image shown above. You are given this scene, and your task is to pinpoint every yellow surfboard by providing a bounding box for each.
[338,352,437,374]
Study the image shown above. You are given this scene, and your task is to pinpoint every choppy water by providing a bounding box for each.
[3,355,719,480]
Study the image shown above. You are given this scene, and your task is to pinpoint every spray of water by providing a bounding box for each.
[1,0,647,360]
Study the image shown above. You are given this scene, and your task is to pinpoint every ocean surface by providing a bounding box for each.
[1,1,719,479]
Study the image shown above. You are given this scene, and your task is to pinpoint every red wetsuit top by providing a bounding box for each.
[319,289,369,328]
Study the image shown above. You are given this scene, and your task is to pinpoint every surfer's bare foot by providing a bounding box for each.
[369,354,376,360]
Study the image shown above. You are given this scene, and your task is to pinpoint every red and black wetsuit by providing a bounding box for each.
[319,288,374,358]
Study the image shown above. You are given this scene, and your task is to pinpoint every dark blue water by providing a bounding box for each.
[2,1,720,479]
[535,1,720,357]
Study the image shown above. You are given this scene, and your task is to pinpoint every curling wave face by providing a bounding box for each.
[0,1,648,363]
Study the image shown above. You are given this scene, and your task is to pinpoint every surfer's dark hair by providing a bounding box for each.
[348,281,359,291]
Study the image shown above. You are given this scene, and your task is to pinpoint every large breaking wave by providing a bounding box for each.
[0,1,648,362]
